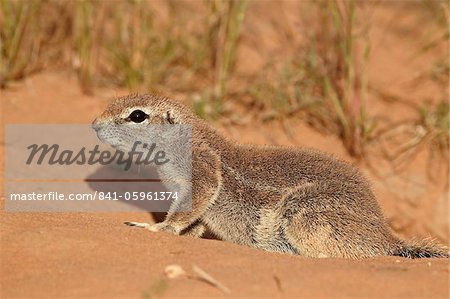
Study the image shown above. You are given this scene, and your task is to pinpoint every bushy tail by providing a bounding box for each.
[392,239,449,259]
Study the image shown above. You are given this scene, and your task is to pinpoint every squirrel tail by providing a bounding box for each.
[391,239,449,259]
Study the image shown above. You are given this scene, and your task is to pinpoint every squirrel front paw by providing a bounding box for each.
[147,222,178,233]
[124,221,183,235]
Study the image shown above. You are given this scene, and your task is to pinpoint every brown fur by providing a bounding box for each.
[93,94,449,259]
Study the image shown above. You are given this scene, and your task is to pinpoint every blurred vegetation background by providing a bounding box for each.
[1,0,448,165]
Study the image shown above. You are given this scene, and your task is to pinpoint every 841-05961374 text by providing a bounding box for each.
[98,191,179,201]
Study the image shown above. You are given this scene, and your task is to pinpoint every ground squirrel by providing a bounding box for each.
[93,94,448,259]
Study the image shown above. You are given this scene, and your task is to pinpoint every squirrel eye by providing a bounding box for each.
[127,110,148,123]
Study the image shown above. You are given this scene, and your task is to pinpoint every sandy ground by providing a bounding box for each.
[1,71,449,298]
[1,212,449,298]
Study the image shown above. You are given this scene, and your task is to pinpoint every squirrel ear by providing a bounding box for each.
[165,110,177,124]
